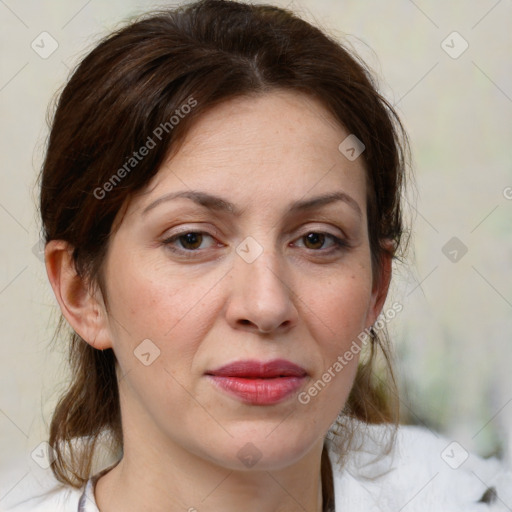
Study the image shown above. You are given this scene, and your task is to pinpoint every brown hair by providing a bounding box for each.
[40,0,409,507]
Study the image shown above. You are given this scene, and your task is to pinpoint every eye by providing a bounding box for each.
[294,231,349,252]
[161,229,350,259]
[162,231,218,255]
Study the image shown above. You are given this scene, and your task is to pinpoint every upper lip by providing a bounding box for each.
[206,359,307,378]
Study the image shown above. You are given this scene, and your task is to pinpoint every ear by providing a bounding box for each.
[44,240,112,350]
[365,239,394,328]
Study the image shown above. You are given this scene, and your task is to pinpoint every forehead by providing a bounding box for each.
[128,90,368,219]
[175,90,346,160]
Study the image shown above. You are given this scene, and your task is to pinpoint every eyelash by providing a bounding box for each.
[161,230,350,258]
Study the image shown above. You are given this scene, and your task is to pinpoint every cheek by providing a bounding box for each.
[304,262,373,410]
[105,262,222,420]
[104,250,225,367]
[312,266,374,343]
[298,276,370,426]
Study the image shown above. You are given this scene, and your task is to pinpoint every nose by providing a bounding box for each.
[225,243,298,335]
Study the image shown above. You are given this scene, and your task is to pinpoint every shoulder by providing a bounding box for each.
[1,470,83,512]
[329,420,512,511]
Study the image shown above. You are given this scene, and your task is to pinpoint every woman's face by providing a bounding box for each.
[98,90,388,471]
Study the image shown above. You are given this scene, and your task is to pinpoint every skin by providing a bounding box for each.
[45,90,392,512]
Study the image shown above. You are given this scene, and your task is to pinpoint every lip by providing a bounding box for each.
[205,359,307,405]
[206,359,307,378]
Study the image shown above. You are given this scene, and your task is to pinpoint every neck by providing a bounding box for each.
[95,441,326,512]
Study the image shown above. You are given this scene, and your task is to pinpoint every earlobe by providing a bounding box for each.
[44,240,112,350]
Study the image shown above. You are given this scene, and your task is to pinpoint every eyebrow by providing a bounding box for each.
[141,190,362,219]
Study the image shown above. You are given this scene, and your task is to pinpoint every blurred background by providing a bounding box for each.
[1,0,511,505]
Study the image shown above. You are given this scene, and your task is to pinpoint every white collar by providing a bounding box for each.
[330,421,511,511]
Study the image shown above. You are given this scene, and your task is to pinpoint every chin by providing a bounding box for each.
[202,425,321,472]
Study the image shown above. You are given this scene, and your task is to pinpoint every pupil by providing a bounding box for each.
[183,233,201,249]
[306,232,323,249]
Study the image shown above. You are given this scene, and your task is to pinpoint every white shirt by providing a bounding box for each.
[3,422,512,511]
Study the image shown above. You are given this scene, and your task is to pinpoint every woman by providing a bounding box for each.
[6,0,511,510]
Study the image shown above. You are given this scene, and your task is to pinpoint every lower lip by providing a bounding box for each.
[207,376,305,405]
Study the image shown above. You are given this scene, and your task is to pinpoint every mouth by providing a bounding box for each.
[205,359,307,405]
[206,358,307,378]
